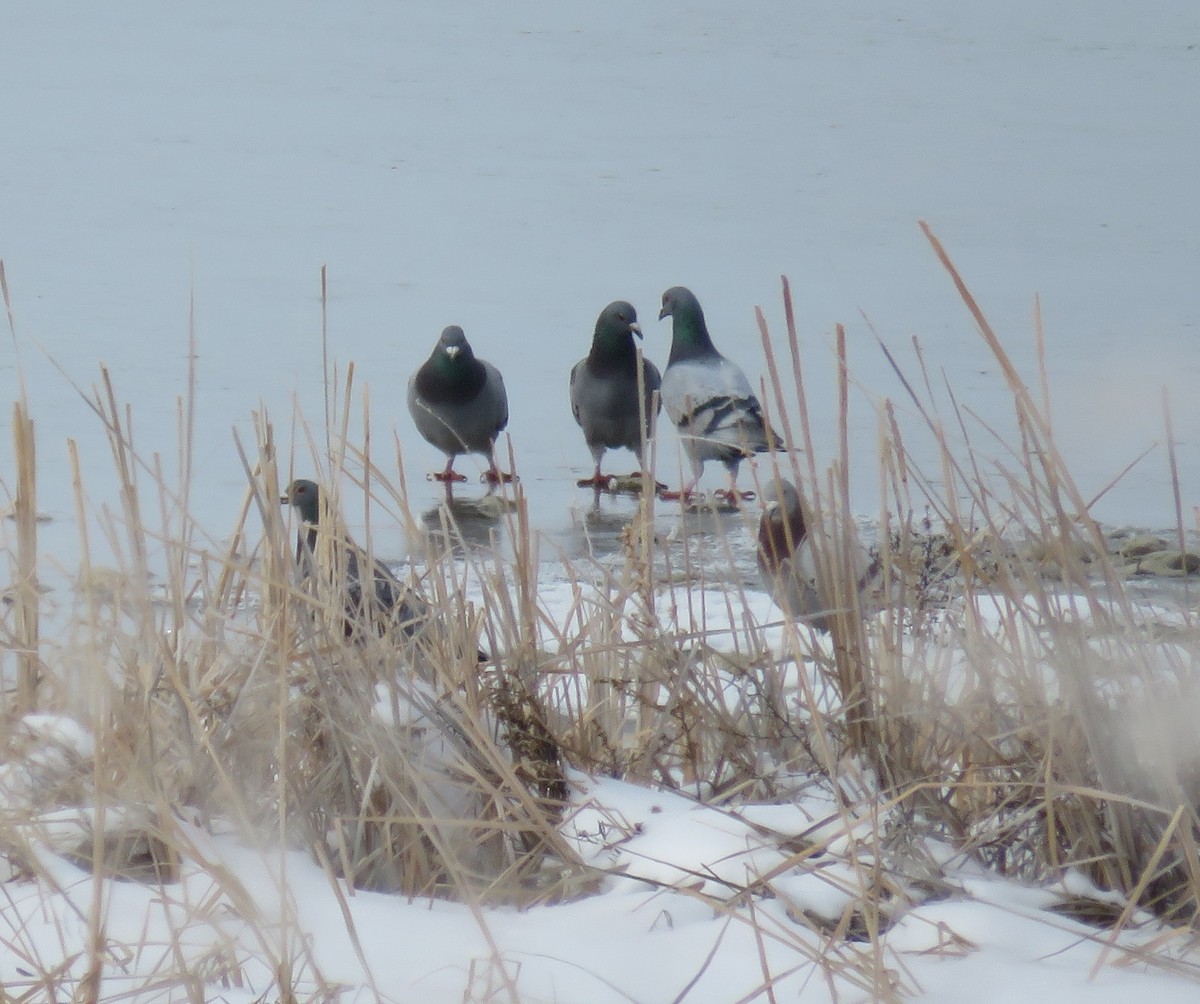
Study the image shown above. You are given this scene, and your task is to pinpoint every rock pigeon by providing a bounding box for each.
[657,286,782,501]
[281,479,428,640]
[408,326,512,485]
[756,478,884,631]
[569,300,662,489]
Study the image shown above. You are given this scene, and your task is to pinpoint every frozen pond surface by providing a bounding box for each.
[2,1,1199,582]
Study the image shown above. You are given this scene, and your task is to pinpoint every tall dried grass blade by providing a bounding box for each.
[321,264,331,451]
[1163,389,1190,597]
[11,400,40,714]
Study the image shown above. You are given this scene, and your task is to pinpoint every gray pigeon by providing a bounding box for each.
[408,326,512,484]
[756,478,884,631]
[658,286,782,501]
[282,478,428,640]
[569,300,662,488]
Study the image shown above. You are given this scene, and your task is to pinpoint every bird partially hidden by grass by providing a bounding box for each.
[281,479,430,641]
[657,286,784,504]
[756,478,886,632]
[569,299,663,491]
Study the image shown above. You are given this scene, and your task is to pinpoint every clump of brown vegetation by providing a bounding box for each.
[1,234,1199,999]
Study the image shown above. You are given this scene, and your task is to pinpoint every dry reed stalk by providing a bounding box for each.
[95,367,150,591]
[321,263,331,450]
[827,323,882,766]
[1163,389,1192,616]
[1,261,42,717]
[11,400,40,715]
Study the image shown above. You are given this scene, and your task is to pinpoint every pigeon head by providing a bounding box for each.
[758,478,808,570]
[761,478,802,516]
[597,300,642,341]
[437,325,473,361]
[658,285,717,364]
[282,478,321,525]
[658,286,697,321]
[588,300,644,370]
[417,326,487,403]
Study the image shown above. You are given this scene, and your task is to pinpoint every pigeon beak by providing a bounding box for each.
[444,345,460,359]
[280,493,289,506]
[630,321,643,340]
[658,304,671,320]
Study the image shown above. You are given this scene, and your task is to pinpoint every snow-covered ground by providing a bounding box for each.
[6,777,1200,1004]
[4,578,1200,1002]
[4,2,1200,1000]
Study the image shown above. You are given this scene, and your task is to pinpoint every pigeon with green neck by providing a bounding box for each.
[408,326,513,485]
[657,286,783,503]
[569,300,662,489]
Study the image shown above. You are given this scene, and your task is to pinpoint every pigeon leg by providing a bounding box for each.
[658,473,703,503]
[483,465,517,485]
[431,457,467,483]
[576,464,614,490]
[731,469,757,500]
[718,467,757,503]
[664,456,706,503]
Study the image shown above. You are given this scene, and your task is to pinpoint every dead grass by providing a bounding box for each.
[1,230,1200,999]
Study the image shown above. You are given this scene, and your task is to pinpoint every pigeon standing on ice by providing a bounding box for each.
[282,479,428,639]
[408,326,512,485]
[756,478,884,631]
[657,286,783,501]
[569,300,662,489]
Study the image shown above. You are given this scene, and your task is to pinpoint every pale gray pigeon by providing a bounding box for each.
[569,300,662,488]
[756,478,884,631]
[408,326,512,484]
[657,286,782,501]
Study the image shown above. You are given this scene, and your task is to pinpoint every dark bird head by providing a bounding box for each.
[282,478,321,525]
[662,285,700,321]
[437,324,473,362]
[589,300,643,369]
[597,300,641,341]
[658,285,717,364]
[416,325,487,404]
